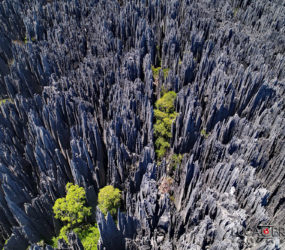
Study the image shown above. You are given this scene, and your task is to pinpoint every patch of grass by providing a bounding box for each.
[24,36,28,44]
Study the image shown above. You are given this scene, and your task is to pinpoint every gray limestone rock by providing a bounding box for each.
[0,0,284,249]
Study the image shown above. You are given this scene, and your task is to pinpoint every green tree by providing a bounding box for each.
[154,91,178,159]
[74,225,100,250]
[52,183,100,249]
[98,185,121,217]
[53,183,91,229]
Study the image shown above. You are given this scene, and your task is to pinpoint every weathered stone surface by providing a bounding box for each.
[0,0,284,249]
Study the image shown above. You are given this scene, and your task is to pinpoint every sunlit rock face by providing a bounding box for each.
[0,0,284,249]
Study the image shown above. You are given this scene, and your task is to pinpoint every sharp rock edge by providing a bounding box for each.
[0,0,284,249]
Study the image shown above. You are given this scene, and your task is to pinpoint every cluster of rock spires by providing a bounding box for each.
[0,0,284,249]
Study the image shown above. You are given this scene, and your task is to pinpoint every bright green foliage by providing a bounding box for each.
[98,185,121,217]
[51,225,99,250]
[0,99,12,105]
[154,91,178,159]
[155,91,177,113]
[2,238,8,250]
[201,129,209,138]
[51,236,58,248]
[74,225,100,250]
[155,137,170,159]
[53,183,91,230]
[151,65,161,79]
[151,66,169,80]
[171,153,183,171]
[163,68,169,78]
[52,183,99,249]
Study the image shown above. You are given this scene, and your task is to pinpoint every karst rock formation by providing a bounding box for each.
[0,0,284,249]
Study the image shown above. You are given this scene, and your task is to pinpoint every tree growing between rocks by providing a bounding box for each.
[98,185,121,217]
[52,183,99,249]
[154,91,178,159]
[53,183,92,230]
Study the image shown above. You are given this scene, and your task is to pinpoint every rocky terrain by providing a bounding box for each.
[0,0,284,249]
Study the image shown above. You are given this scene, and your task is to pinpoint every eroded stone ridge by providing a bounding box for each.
[0,0,284,249]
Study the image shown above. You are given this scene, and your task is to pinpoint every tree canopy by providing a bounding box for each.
[154,91,178,159]
[98,185,121,217]
[53,183,91,229]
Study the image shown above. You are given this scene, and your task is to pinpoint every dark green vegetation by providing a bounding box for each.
[98,185,121,217]
[52,183,99,249]
[154,91,178,159]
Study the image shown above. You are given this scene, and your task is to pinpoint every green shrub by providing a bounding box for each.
[154,91,178,159]
[53,183,91,230]
[171,153,183,171]
[52,183,95,246]
[201,129,209,138]
[155,91,177,113]
[74,225,100,250]
[163,68,169,78]
[151,65,161,80]
[0,99,12,105]
[98,185,121,217]
[51,225,99,250]
[155,137,170,159]
[151,66,170,80]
